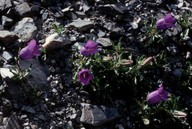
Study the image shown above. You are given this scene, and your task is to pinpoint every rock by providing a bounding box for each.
[19,59,47,89]
[22,106,36,114]
[5,114,23,129]
[80,103,119,126]
[115,124,124,129]
[173,68,182,77]
[186,39,192,49]
[2,16,14,27]
[103,22,123,33]
[0,68,14,79]
[97,30,105,38]
[167,45,178,56]
[0,112,3,125]
[11,17,37,42]
[98,3,125,16]
[0,0,12,12]
[0,30,19,45]
[177,0,184,8]
[2,51,13,62]
[54,11,64,18]
[38,114,46,121]
[42,33,71,51]
[15,2,31,17]
[130,22,138,29]
[4,77,25,100]
[0,25,4,30]
[41,10,49,21]
[69,18,94,31]
[3,117,8,125]
[81,0,90,12]
[66,121,74,129]
[96,38,112,47]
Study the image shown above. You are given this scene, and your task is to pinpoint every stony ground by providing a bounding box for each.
[0,0,192,129]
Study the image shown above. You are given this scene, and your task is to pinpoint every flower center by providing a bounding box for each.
[83,72,88,78]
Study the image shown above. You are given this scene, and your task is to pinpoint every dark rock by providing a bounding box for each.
[0,30,19,45]
[22,106,36,114]
[98,3,126,16]
[173,68,182,77]
[5,114,23,129]
[0,112,3,125]
[80,103,119,126]
[186,39,192,48]
[4,79,25,100]
[19,59,48,89]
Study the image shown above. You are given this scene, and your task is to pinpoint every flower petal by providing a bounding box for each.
[19,47,33,60]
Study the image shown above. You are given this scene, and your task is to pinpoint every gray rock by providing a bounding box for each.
[0,112,3,125]
[0,25,4,30]
[69,18,94,31]
[11,17,37,42]
[80,103,119,126]
[0,126,5,129]
[103,22,123,33]
[5,114,23,129]
[22,106,36,114]
[0,0,12,12]
[38,114,46,121]
[42,33,71,51]
[15,2,31,17]
[0,68,15,79]
[2,51,12,62]
[97,30,105,38]
[19,59,47,89]
[186,39,192,49]
[96,38,112,47]
[20,115,27,119]
[3,117,8,125]
[42,12,49,21]
[130,22,138,29]
[98,4,125,16]
[0,30,18,45]
[2,16,13,27]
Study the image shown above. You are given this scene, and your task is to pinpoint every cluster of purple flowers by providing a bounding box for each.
[19,13,174,104]
[78,40,98,85]
[78,40,170,104]
[145,13,176,104]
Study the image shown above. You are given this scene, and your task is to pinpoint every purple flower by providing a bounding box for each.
[146,84,169,104]
[78,69,93,85]
[19,39,40,60]
[156,13,177,30]
[80,40,98,57]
